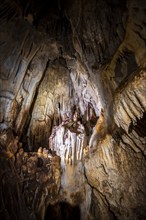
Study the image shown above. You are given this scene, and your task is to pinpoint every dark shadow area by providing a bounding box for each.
[115,50,138,85]
[44,202,81,220]
[128,112,146,137]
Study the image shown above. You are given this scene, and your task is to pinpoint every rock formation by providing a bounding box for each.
[0,0,146,219]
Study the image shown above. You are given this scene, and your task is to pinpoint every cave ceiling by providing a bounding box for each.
[1,0,146,147]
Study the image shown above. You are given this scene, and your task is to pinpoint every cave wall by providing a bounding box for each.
[84,67,146,220]
[1,0,146,142]
[0,17,61,137]
[0,129,61,220]
[0,0,146,220]
[0,1,101,148]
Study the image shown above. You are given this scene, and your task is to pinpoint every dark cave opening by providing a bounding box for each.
[44,202,81,220]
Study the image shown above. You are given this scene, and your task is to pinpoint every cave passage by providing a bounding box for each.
[44,202,81,220]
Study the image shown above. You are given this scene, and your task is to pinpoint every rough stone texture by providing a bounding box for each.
[85,68,146,220]
[0,0,146,219]
[85,133,146,220]
[114,69,146,156]
[27,59,72,150]
[114,70,146,128]
[0,130,61,220]
[0,18,60,136]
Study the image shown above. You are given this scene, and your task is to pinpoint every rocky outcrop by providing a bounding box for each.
[0,17,61,136]
[85,68,146,220]
[0,129,61,220]
[114,69,146,156]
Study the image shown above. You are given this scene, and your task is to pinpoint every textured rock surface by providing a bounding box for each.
[0,0,146,219]
[85,133,146,219]
[85,68,146,219]
[0,130,61,220]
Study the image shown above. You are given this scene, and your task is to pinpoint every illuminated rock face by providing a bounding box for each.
[85,70,146,220]
[0,0,146,220]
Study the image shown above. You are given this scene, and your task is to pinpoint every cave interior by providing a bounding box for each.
[0,0,146,220]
